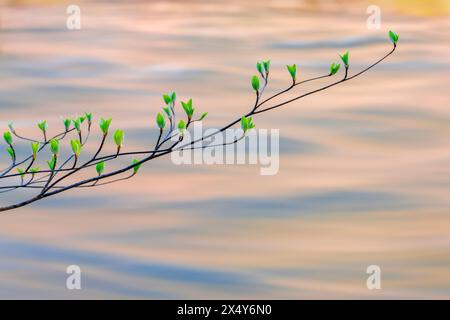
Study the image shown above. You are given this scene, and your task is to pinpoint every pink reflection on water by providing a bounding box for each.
[0,0,449,298]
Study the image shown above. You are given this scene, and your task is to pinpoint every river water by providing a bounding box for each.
[0,0,449,298]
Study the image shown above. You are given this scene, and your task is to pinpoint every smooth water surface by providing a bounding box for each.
[0,0,449,298]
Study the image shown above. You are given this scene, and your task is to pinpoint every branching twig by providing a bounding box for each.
[0,33,399,213]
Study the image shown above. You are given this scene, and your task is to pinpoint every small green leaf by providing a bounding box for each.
[29,167,40,174]
[241,116,255,133]
[47,156,56,170]
[256,61,263,74]
[339,51,349,67]
[286,64,297,82]
[31,142,40,158]
[156,113,165,129]
[329,62,341,75]
[99,117,112,135]
[8,122,14,133]
[70,139,82,157]
[241,116,248,132]
[247,116,255,130]
[181,99,195,119]
[6,147,14,160]
[63,118,71,131]
[3,131,12,145]
[251,75,260,91]
[85,112,93,125]
[17,168,26,183]
[72,118,81,133]
[37,120,48,133]
[96,161,105,176]
[78,116,86,124]
[388,30,399,44]
[163,94,172,105]
[17,168,25,177]
[49,139,59,155]
[132,159,141,174]
[178,119,186,131]
[170,91,177,103]
[113,129,124,148]
[162,107,171,117]
[199,112,208,121]
[263,60,271,74]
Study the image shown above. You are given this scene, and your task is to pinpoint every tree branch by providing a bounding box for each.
[0,40,398,213]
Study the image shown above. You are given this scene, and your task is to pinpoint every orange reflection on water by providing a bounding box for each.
[0,0,449,298]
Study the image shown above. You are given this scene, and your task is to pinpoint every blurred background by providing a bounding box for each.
[0,0,449,299]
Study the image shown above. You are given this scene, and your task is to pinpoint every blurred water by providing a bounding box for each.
[0,0,450,299]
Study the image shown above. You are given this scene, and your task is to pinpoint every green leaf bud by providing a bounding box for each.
[156,113,165,130]
[70,139,82,157]
[241,116,255,133]
[17,168,25,177]
[251,75,260,91]
[263,60,270,74]
[72,118,81,133]
[329,62,341,76]
[31,142,40,159]
[113,129,124,148]
[63,118,71,131]
[99,117,112,135]
[256,61,263,74]
[163,94,172,105]
[85,112,92,123]
[132,159,142,174]
[3,131,12,145]
[170,91,177,103]
[181,99,195,119]
[389,30,399,45]
[286,64,297,82]
[49,139,59,155]
[29,167,39,174]
[47,156,56,170]
[37,120,48,133]
[162,107,171,118]
[178,119,186,131]
[339,51,349,67]
[96,161,105,176]
[6,147,14,160]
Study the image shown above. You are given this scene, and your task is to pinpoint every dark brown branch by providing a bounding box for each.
[0,44,397,213]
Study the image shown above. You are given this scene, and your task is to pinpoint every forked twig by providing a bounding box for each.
[0,31,399,213]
